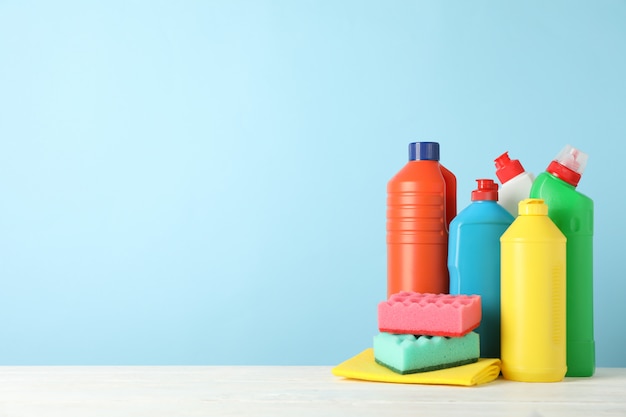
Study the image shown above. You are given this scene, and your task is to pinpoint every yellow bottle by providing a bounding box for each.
[500,198,567,382]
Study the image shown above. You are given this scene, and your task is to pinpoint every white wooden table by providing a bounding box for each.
[0,366,624,416]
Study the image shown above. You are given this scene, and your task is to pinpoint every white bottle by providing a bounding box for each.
[494,152,534,217]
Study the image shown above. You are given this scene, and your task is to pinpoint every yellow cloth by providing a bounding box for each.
[332,348,501,387]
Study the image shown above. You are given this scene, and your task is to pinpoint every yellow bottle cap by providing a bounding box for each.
[518,198,548,216]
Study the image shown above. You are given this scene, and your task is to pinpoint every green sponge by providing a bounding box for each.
[373,332,480,374]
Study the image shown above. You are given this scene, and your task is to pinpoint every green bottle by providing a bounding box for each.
[530,145,594,377]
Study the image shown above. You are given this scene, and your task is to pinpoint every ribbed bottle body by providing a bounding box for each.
[530,172,595,377]
[387,160,454,296]
[448,201,513,358]
[500,199,567,382]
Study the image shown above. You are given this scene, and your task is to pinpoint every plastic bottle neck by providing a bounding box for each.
[471,179,498,201]
[494,152,525,184]
[546,161,581,187]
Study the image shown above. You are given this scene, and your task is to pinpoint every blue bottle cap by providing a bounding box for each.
[409,142,440,161]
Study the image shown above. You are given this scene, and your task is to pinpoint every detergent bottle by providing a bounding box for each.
[448,179,514,358]
[494,151,534,217]
[530,145,595,377]
[387,142,456,297]
[500,198,567,382]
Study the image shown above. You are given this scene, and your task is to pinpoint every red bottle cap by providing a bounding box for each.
[471,179,499,201]
[494,152,525,184]
[545,145,587,187]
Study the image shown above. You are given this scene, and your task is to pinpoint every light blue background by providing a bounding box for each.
[1,1,625,366]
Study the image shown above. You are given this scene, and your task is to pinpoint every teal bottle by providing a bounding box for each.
[448,179,514,359]
[530,145,595,377]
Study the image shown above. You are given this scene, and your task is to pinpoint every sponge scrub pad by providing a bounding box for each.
[373,332,480,374]
[378,292,481,337]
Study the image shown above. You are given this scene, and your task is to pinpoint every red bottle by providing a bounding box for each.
[387,142,457,297]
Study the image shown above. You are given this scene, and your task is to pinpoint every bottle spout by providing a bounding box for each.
[546,145,588,187]
[556,145,588,175]
[494,151,525,184]
[472,179,498,201]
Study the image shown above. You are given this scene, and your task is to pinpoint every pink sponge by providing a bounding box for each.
[378,292,481,337]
